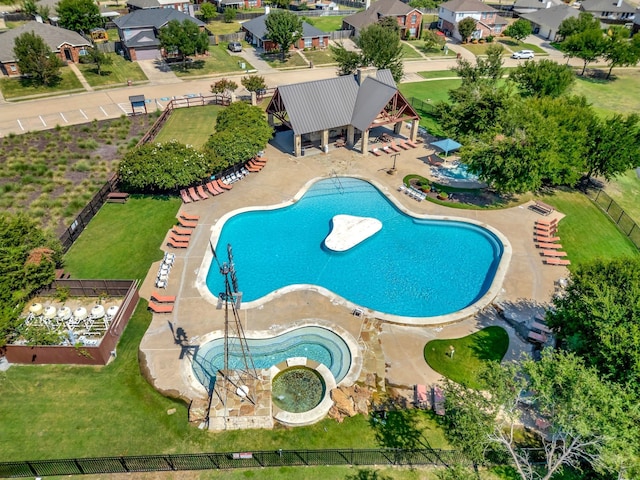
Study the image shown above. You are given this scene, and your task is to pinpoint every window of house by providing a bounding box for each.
[9,65,17,72]
[411,14,417,23]
[304,38,312,48]
[481,12,488,19]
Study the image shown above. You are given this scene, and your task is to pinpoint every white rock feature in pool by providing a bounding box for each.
[325,214,382,252]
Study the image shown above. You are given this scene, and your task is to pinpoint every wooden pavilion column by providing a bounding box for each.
[294,134,302,157]
[361,129,370,156]
[393,122,402,134]
[409,120,419,142]
[321,129,329,152]
[346,125,355,147]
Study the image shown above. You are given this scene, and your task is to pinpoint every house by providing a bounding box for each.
[266,68,420,157]
[634,12,640,33]
[438,0,508,41]
[519,4,580,40]
[126,0,192,13]
[290,0,338,11]
[513,0,564,16]
[113,9,206,61]
[0,21,91,77]
[342,0,423,39]
[241,14,330,51]
[580,0,636,24]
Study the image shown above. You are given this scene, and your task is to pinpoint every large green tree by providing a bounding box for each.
[210,78,238,97]
[118,140,213,192]
[241,74,267,95]
[158,19,209,70]
[13,31,63,86]
[563,28,608,75]
[198,2,217,23]
[265,10,302,61]
[56,0,102,33]
[509,59,575,97]
[502,19,532,42]
[451,44,504,86]
[330,41,362,76]
[603,29,640,79]
[86,47,113,76]
[557,11,601,40]
[457,17,476,43]
[356,22,404,82]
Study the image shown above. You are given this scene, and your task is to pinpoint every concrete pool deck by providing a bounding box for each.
[138,138,567,419]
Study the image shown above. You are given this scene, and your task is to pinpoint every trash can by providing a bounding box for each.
[127,79,132,86]
[301,147,305,156]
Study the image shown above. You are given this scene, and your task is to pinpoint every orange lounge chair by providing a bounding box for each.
[196,185,209,200]
[381,144,392,154]
[528,331,547,344]
[389,142,402,152]
[251,157,267,165]
[534,235,560,243]
[187,187,200,202]
[535,218,557,227]
[216,179,232,190]
[405,139,418,148]
[248,159,265,169]
[535,228,556,236]
[180,189,192,204]
[396,140,410,150]
[246,163,263,172]
[180,212,199,221]
[535,223,556,232]
[173,226,193,236]
[371,148,382,156]
[536,243,563,249]
[541,250,568,257]
[178,218,198,228]
[148,301,174,313]
[170,231,190,241]
[167,238,189,249]
[151,292,176,304]
[544,258,571,266]
[415,384,428,407]
[206,181,223,196]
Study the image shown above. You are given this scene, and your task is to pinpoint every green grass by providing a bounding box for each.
[399,79,461,137]
[154,105,222,148]
[401,42,423,59]
[603,169,640,226]
[63,196,181,281]
[78,54,148,87]
[424,326,509,389]
[407,40,456,58]
[0,66,83,99]
[303,48,336,65]
[497,39,547,55]
[263,51,309,68]
[417,70,458,79]
[539,189,639,266]
[570,70,640,116]
[303,15,345,32]
[171,45,252,77]
[206,20,244,35]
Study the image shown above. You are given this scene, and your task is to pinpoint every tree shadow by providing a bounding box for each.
[467,326,510,364]
[19,75,62,88]
[369,397,427,450]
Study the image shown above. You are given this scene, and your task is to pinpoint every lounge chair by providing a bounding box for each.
[415,384,428,407]
[405,139,418,148]
[251,156,267,165]
[536,242,563,249]
[541,250,568,257]
[427,154,443,167]
[187,187,200,202]
[216,179,232,190]
[371,148,382,156]
[535,223,556,232]
[528,331,547,344]
[432,386,445,416]
[151,292,176,304]
[535,218,557,227]
[396,140,410,150]
[169,233,190,244]
[180,189,192,204]
[531,321,551,334]
[148,301,174,314]
[534,235,560,243]
[389,142,402,152]
[381,144,392,153]
[178,218,198,228]
[248,159,265,169]
[180,212,199,221]
[206,181,223,195]
[196,185,209,200]
[172,226,192,236]
[246,163,262,173]
[544,258,571,266]
[167,238,189,249]
[535,227,556,236]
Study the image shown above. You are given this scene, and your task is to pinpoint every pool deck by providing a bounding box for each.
[138,135,567,415]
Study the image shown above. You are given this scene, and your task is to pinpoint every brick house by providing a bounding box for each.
[342,0,423,39]
[438,0,508,41]
[126,0,192,12]
[241,14,330,51]
[0,21,91,77]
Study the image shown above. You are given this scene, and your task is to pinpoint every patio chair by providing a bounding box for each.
[531,321,551,334]
[151,292,176,304]
[415,384,428,407]
[216,179,233,190]
[528,331,547,344]
[180,212,200,221]
[541,250,568,257]
[187,187,200,202]
[180,189,192,204]
[196,185,209,200]
[148,301,174,314]
[206,181,223,195]
[389,142,402,152]
[172,227,192,236]
[536,242,563,250]
[535,218,557,227]
[405,139,418,148]
[432,386,445,416]
[178,218,198,228]
[396,140,410,150]
[544,258,571,266]
[246,162,263,172]
[247,159,265,170]
[534,235,560,243]
[371,148,382,156]
[169,233,190,244]
[167,238,189,249]
[251,156,267,165]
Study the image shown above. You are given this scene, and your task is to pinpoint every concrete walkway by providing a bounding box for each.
[136,59,182,84]
[67,63,94,92]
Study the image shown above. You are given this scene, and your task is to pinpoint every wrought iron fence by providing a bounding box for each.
[584,188,640,249]
[0,448,469,478]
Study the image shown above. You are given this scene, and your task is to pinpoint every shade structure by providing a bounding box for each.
[431,138,462,156]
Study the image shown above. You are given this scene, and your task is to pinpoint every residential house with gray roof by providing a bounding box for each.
[519,4,580,40]
[126,0,191,13]
[342,0,423,39]
[580,0,636,24]
[513,0,564,16]
[241,13,330,51]
[438,0,508,41]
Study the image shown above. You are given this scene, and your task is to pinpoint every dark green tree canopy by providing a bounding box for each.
[422,29,446,52]
[118,140,213,192]
[457,17,476,43]
[86,47,113,76]
[198,2,217,23]
[56,0,102,33]
[562,27,608,75]
[329,41,362,76]
[13,31,63,86]
[509,59,575,97]
[557,11,600,40]
[356,22,404,82]
[451,44,504,86]
[502,19,532,42]
[603,29,640,79]
[241,74,267,93]
[158,19,209,70]
[223,7,236,23]
[265,10,303,60]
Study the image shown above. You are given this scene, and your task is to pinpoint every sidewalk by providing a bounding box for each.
[67,63,94,92]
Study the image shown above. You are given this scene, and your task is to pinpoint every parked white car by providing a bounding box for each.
[511,50,535,59]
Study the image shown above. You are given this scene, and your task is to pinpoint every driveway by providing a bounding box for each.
[137,59,182,84]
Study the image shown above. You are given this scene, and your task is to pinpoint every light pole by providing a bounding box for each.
[388,153,399,175]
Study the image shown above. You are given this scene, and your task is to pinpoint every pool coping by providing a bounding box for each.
[195,175,512,326]
[183,319,362,399]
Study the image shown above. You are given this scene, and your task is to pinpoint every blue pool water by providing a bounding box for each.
[206,177,503,318]
[192,326,351,389]
[436,162,478,181]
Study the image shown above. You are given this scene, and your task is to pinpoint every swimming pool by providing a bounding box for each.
[191,326,352,390]
[435,161,479,181]
[204,177,505,319]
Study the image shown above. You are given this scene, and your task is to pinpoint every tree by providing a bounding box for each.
[509,59,575,97]
[422,30,446,52]
[13,31,63,86]
[378,16,400,35]
[451,44,504,86]
[265,10,302,61]
[241,75,267,94]
[603,29,640,79]
[56,0,102,33]
[86,48,113,76]
[503,19,532,42]
[356,22,404,82]
[118,140,213,192]
[563,28,608,75]
[457,17,476,43]
[223,7,236,23]
[557,11,600,40]
[198,2,217,23]
[158,19,209,70]
[210,78,238,98]
[19,0,39,17]
[330,41,361,76]
[409,0,438,8]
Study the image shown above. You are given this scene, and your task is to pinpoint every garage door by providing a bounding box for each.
[135,48,160,61]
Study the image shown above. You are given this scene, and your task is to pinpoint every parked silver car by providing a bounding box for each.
[511,50,534,59]
[228,42,242,52]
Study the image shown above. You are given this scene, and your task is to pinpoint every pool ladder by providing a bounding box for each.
[330,170,344,194]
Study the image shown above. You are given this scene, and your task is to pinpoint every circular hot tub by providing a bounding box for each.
[272,366,325,413]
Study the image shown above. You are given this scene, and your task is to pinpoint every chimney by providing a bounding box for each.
[616,0,622,7]
[356,66,377,85]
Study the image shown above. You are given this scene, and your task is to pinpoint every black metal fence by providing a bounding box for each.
[0,449,468,477]
[408,97,437,115]
[584,188,640,249]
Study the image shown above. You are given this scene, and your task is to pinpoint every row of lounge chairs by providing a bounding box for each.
[398,184,426,202]
[527,315,552,344]
[155,252,175,288]
[245,156,267,172]
[370,139,418,156]
[180,178,233,205]
[534,217,571,266]
[148,290,176,314]
[167,213,199,249]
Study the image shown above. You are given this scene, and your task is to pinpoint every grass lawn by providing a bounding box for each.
[418,70,457,79]
[570,70,640,116]
[0,66,83,100]
[399,79,461,137]
[171,45,252,77]
[304,15,345,31]
[263,51,309,68]
[303,48,336,65]
[539,188,639,266]
[497,39,547,55]
[424,326,509,389]
[407,40,456,58]
[603,169,640,226]
[206,20,244,35]
[78,54,148,88]
[460,42,494,56]
[63,196,181,281]
[401,42,424,59]
[154,104,222,148]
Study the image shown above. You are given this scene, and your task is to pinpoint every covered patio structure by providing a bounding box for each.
[266,68,420,157]
[431,138,461,157]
